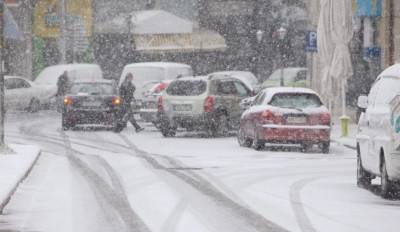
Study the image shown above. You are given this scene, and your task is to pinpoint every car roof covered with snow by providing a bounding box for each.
[72,79,115,84]
[34,63,103,85]
[124,62,191,69]
[210,71,258,90]
[378,63,400,78]
[173,76,209,81]
[261,87,321,98]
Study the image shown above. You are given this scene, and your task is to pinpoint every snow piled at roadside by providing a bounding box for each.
[0,144,40,210]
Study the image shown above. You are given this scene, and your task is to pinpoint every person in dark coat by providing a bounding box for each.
[56,71,70,111]
[118,73,144,132]
[56,71,70,97]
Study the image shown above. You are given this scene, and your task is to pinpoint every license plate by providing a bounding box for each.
[286,116,306,124]
[82,101,101,107]
[173,104,192,111]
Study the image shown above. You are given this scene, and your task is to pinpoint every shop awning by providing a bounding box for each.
[134,30,227,53]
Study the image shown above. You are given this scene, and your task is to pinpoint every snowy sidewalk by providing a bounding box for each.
[331,122,357,149]
[0,144,41,212]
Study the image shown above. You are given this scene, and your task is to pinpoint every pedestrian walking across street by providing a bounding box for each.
[116,73,144,133]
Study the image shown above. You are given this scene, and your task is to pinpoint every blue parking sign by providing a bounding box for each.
[305,31,317,52]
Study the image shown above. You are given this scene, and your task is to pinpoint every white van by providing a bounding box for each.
[34,64,103,86]
[356,63,400,198]
[119,62,193,99]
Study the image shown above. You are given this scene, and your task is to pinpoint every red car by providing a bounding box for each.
[237,87,331,153]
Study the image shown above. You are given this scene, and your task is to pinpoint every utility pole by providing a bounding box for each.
[0,0,4,149]
[59,0,66,63]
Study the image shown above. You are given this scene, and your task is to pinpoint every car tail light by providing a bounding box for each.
[154,82,168,93]
[63,96,72,106]
[157,96,163,112]
[204,96,214,113]
[320,112,331,125]
[260,110,275,124]
[112,97,121,106]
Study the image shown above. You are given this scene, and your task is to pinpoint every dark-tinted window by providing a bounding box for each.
[234,81,250,97]
[217,81,237,95]
[269,93,322,109]
[70,83,116,95]
[5,78,30,89]
[167,80,207,96]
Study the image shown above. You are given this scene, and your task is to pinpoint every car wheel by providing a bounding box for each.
[301,143,313,153]
[320,141,330,154]
[252,128,265,151]
[62,113,71,131]
[160,126,176,137]
[28,98,40,113]
[380,157,397,199]
[216,114,229,137]
[237,127,252,147]
[357,148,371,188]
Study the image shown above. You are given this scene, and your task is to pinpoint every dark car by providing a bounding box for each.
[62,80,121,130]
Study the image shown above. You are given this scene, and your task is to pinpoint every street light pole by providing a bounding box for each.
[256,30,263,81]
[59,0,66,63]
[277,26,287,87]
[0,0,4,149]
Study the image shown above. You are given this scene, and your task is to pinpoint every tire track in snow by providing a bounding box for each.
[8,115,151,232]
[60,131,151,232]
[118,134,288,232]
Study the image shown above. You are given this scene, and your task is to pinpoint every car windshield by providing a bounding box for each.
[166,80,207,96]
[69,83,115,95]
[269,93,322,109]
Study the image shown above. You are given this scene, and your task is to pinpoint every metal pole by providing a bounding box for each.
[280,47,284,86]
[0,0,4,149]
[59,0,66,63]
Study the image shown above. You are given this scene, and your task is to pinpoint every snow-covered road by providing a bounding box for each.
[0,111,399,232]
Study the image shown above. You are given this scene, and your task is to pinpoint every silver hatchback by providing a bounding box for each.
[157,75,254,137]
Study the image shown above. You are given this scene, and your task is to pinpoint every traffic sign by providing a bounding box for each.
[305,31,317,52]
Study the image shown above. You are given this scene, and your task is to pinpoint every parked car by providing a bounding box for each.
[210,71,260,93]
[119,62,193,100]
[140,80,173,126]
[62,80,121,130]
[5,76,55,112]
[34,64,104,108]
[157,75,254,137]
[356,64,400,198]
[238,87,331,153]
[262,67,308,89]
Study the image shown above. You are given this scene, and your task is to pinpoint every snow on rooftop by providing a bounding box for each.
[96,10,193,35]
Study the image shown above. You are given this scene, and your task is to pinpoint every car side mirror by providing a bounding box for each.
[357,95,368,112]
[240,97,254,110]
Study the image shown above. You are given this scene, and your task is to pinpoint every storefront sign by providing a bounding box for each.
[355,0,382,17]
[33,0,92,38]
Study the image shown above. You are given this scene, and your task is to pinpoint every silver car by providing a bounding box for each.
[157,75,254,137]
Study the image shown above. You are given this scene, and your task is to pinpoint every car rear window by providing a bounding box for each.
[70,83,116,95]
[269,93,322,109]
[166,80,207,96]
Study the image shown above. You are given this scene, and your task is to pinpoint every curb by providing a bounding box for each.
[0,150,42,213]
[332,139,356,151]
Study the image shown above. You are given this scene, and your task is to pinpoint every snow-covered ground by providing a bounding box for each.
[1,111,399,232]
[0,144,40,212]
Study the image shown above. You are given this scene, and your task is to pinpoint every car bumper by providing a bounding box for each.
[161,112,215,129]
[258,124,331,143]
[139,108,158,122]
[64,109,118,125]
